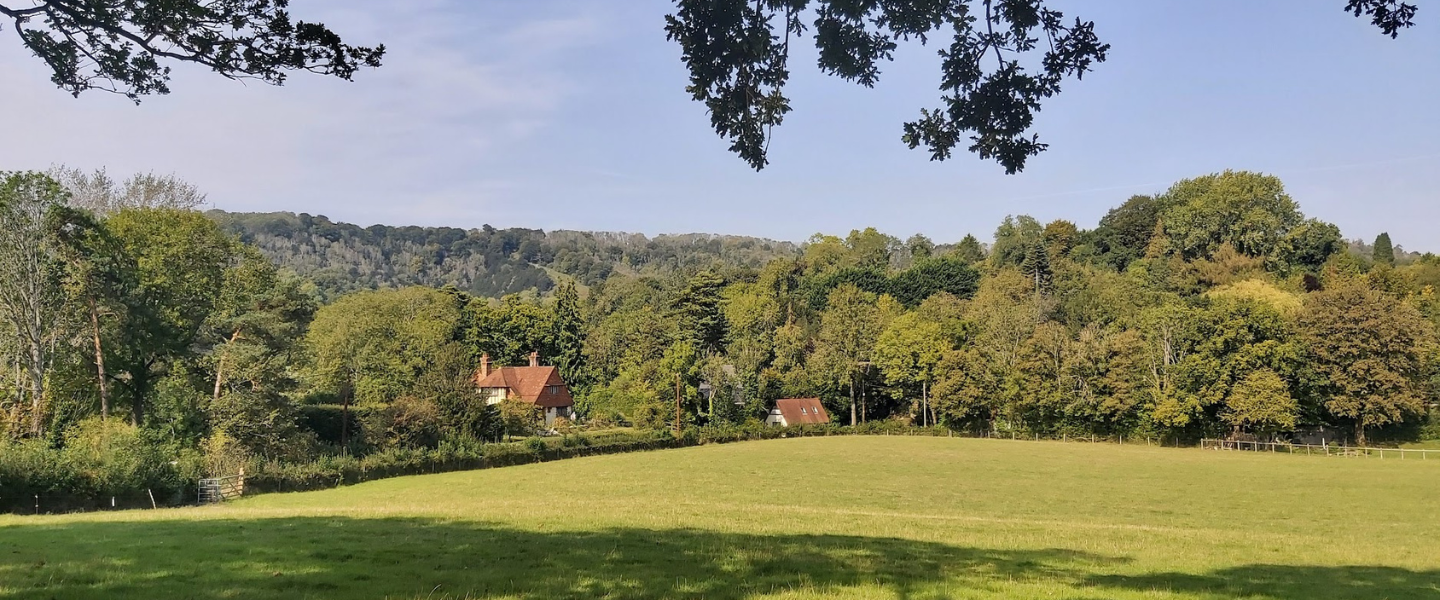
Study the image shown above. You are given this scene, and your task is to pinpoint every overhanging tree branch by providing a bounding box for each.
[667,0,1421,174]
[0,0,384,101]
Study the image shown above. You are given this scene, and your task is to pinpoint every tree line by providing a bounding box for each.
[574,172,1438,446]
[2,168,1438,501]
[210,211,801,301]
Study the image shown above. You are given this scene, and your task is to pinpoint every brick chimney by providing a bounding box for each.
[480,353,492,377]
[528,351,539,367]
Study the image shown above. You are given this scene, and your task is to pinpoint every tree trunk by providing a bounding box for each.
[860,381,867,423]
[340,377,352,452]
[131,366,148,426]
[213,328,242,402]
[923,380,929,428]
[7,358,20,439]
[27,341,43,437]
[1355,420,1366,447]
[340,395,350,451]
[87,297,109,420]
[849,374,856,427]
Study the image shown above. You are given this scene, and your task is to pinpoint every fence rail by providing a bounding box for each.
[198,472,245,504]
[1201,438,1440,460]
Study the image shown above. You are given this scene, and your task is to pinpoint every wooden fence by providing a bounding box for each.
[1201,438,1440,460]
[198,471,245,504]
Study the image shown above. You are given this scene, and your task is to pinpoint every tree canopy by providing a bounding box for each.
[663,1,1416,171]
[0,0,383,100]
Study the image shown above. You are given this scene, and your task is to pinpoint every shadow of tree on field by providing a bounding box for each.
[1087,563,1440,600]
[5,517,1436,600]
[0,516,1113,600]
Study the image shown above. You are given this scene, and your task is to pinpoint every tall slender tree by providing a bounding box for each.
[0,172,66,436]
[551,281,587,388]
[1020,241,1053,294]
[815,284,884,425]
[674,270,728,355]
[48,205,133,420]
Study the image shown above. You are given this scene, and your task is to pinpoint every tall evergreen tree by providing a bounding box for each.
[1373,232,1395,267]
[551,281,587,388]
[952,234,985,264]
[674,270,728,355]
[1020,241,1053,294]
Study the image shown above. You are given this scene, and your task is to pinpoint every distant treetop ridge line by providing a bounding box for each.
[208,168,1425,303]
[207,210,803,300]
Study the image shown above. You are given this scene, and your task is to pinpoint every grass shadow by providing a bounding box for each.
[0,516,1113,599]
[7,516,1436,599]
[1087,564,1440,599]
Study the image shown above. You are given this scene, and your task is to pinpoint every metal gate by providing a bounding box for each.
[198,472,245,504]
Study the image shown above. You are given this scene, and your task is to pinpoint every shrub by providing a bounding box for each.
[364,397,444,450]
[60,418,179,498]
[201,430,254,477]
[0,418,196,513]
[500,398,542,439]
[209,389,314,461]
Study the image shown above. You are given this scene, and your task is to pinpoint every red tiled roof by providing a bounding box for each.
[475,366,574,408]
[775,398,830,425]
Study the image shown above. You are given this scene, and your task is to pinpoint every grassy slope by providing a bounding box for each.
[2,436,1438,599]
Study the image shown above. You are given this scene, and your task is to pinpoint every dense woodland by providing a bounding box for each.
[210,211,801,300]
[2,168,1438,508]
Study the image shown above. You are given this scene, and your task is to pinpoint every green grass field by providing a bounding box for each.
[3,436,1439,599]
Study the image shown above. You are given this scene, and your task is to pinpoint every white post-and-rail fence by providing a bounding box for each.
[198,469,245,504]
[1202,438,1440,460]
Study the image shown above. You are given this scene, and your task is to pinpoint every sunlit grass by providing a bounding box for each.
[3,436,1438,599]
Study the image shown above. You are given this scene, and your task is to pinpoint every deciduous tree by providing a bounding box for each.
[873,313,948,426]
[814,283,884,425]
[1297,284,1435,445]
[0,172,67,436]
[1222,369,1298,438]
[48,205,133,420]
[107,208,234,424]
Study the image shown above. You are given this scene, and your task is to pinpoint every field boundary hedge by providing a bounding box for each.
[248,422,941,494]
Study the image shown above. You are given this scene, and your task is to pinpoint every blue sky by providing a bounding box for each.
[1,1,1437,250]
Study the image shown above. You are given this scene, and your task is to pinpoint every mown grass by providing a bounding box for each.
[3,436,1439,599]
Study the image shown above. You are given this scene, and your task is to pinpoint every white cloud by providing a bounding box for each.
[0,0,608,225]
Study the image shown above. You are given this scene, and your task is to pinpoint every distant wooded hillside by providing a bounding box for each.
[208,211,801,300]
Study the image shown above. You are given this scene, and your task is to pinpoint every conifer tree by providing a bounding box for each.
[953,234,985,264]
[674,270,728,355]
[1373,232,1395,267]
[552,281,587,388]
[1020,241,1053,294]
